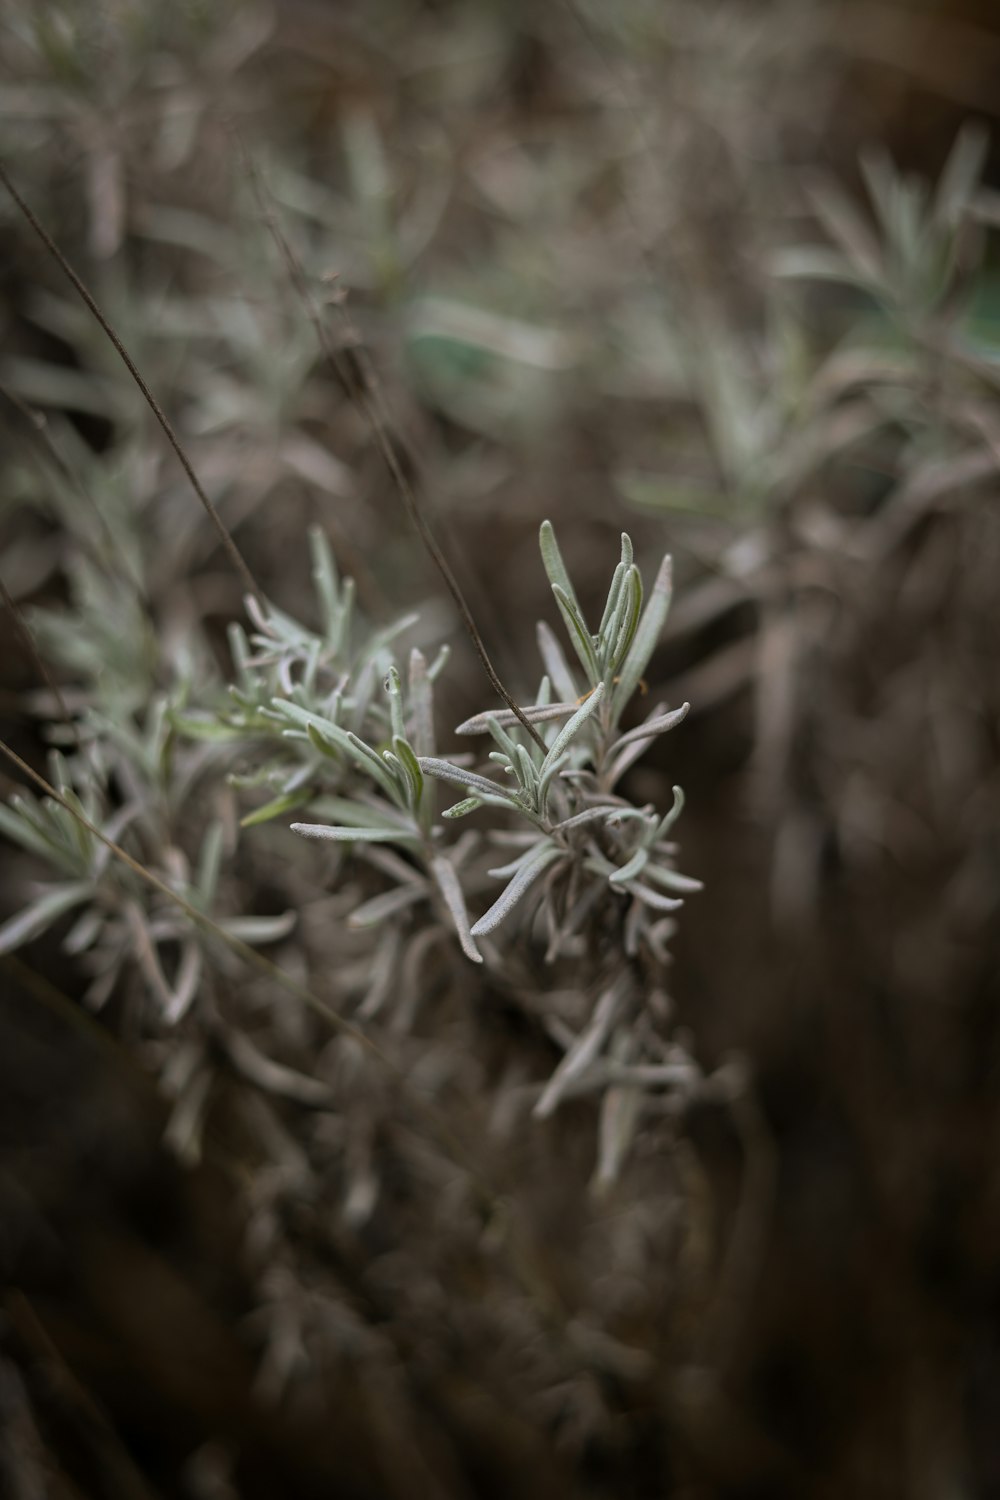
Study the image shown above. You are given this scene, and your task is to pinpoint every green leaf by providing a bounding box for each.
[552,584,600,684]
[612,553,672,723]
[441,796,483,819]
[597,560,629,643]
[391,735,424,818]
[170,712,247,742]
[240,791,312,827]
[195,821,225,904]
[384,664,406,740]
[539,520,584,617]
[345,730,404,802]
[609,565,643,674]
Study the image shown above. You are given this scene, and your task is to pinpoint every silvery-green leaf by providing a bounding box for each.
[487,843,549,879]
[223,1028,333,1108]
[608,704,689,757]
[609,565,643,674]
[442,796,484,819]
[408,648,435,757]
[536,620,579,704]
[933,123,987,229]
[645,865,704,894]
[430,854,483,964]
[0,801,64,862]
[612,553,672,722]
[622,880,684,912]
[539,681,604,790]
[418,757,520,804]
[534,983,623,1119]
[219,910,298,943]
[470,840,563,930]
[426,643,450,681]
[597,559,629,643]
[348,884,425,929]
[384,664,406,740]
[550,806,617,834]
[345,731,404,802]
[0,880,94,955]
[162,940,203,1025]
[456,700,578,736]
[593,1079,643,1193]
[240,790,312,828]
[471,842,563,936]
[514,743,539,796]
[195,820,224,906]
[552,584,600,684]
[539,519,584,617]
[807,174,883,283]
[227,621,254,691]
[367,611,421,655]
[291,822,420,843]
[308,525,341,639]
[391,735,424,818]
[307,795,413,831]
[609,848,649,885]
[484,714,522,764]
[657,785,685,839]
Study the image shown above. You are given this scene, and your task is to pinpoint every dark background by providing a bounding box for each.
[2,2,999,1495]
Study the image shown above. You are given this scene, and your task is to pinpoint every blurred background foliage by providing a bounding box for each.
[2,1,1000,1496]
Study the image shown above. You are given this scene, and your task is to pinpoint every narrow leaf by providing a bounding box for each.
[608,704,689,756]
[456,700,578,736]
[540,681,604,786]
[291,822,420,843]
[609,848,649,885]
[622,880,684,912]
[348,884,425,929]
[539,519,583,616]
[408,648,435,757]
[471,842,563,936]
[612,553,672,722]
[418,757,520,804]
[552,584,600,684]
[240,790,312,827]
[442,796,484,819]
[535,984,622,1119]
[536,620,579,703]
[430,854,483,963]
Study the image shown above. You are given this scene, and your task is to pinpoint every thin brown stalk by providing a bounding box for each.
[0,159,262,605]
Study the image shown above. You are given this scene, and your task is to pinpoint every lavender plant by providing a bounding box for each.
[165,517,702,1167]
